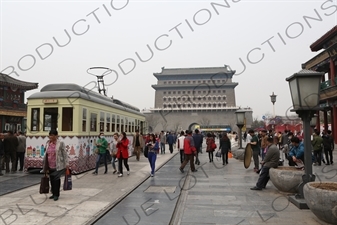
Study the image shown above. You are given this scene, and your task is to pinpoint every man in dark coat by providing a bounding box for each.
[166,132,175,154]
[4,131,19,173]
[251,137,280,190]
[193,129,203,165]
[322,130,334,165]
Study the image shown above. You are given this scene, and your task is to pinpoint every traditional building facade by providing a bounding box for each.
[0,73,38,132]
[143,66,253,133]
[302,25,337,143]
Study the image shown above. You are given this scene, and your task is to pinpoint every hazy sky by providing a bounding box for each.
[1,0,336,121]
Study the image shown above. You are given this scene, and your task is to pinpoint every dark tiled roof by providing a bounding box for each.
[296,69,323,74]
[153,66,235,76]
[310,25,337,52]
[0,73,38,90]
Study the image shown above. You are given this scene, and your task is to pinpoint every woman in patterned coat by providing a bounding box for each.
[42,130,69,201]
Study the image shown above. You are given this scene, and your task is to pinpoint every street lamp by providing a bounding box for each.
[286,69,324,209]
[235,110,246,149]
[270,92,277,117]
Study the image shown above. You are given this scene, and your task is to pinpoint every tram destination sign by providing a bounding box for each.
[42,99,58,104]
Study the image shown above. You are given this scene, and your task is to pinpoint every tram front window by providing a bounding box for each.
[43,108,58,131]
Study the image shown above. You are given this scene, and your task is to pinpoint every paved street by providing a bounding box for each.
[0,142,336,225]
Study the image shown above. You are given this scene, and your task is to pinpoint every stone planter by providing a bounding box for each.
[269,166,304,193]
[232,149,244,160]
[304,182,337,225]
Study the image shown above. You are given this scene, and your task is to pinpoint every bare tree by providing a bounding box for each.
[161,121,168,131]
[146,114,159,132]
[251,117,265,130]
[199,117,210,126]
[172,122,180,133]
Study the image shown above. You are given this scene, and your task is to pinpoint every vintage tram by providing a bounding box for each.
[24,83,146,174]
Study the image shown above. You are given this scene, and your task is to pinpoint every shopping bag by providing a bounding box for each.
[228,152,233,158]
[39,174,49,194]
[144,145,149,158]
[215,150,221,158]
[63,169,72,191]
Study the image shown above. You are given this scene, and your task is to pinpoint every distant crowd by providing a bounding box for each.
[0,130,26,176]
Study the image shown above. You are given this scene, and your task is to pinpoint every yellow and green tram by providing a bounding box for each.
[24,83,146,174]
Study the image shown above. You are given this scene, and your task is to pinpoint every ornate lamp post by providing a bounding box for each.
[235,110,246,149]
[270,92,277,117]
[286,69,324,209]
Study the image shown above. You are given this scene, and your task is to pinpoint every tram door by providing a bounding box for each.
[43,108,58,131]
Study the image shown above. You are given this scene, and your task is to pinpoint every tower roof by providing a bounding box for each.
[153,66,235,77]
[0,73,38,90]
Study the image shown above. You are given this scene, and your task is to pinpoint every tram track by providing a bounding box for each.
[88,152,181,225]
[168,170,191,225]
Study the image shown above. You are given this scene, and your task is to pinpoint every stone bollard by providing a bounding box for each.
[269,166,304,193]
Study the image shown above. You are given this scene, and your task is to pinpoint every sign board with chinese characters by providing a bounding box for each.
[42,99,58,104]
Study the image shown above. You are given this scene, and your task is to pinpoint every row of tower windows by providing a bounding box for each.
[163,103,227,108]
[162,80,227,85]
[163,90,226,95]
[163,96,226,101]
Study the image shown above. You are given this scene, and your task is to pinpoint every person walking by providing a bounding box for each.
[117,132,130,177]
[110,133,119,174]
[132,130,144,161]
[322,130,334,165]
[219,132,231,165]
[312,130,323,166]
[167,132,175,154]
[93,132,108,175]
[193,129,203,165]
[16,131,26,171]
[206,133,216,162]
[248,129,260,173]
[3,131,19,173]
[147,134,160,177]
[177,131,185,164]
[43,130,69,201]
[179,130,197,173]
[159,131,166,154]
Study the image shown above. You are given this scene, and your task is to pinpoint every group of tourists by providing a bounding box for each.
[249,128,335,191]
[0,130,26,175]
[93,130,162,178]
